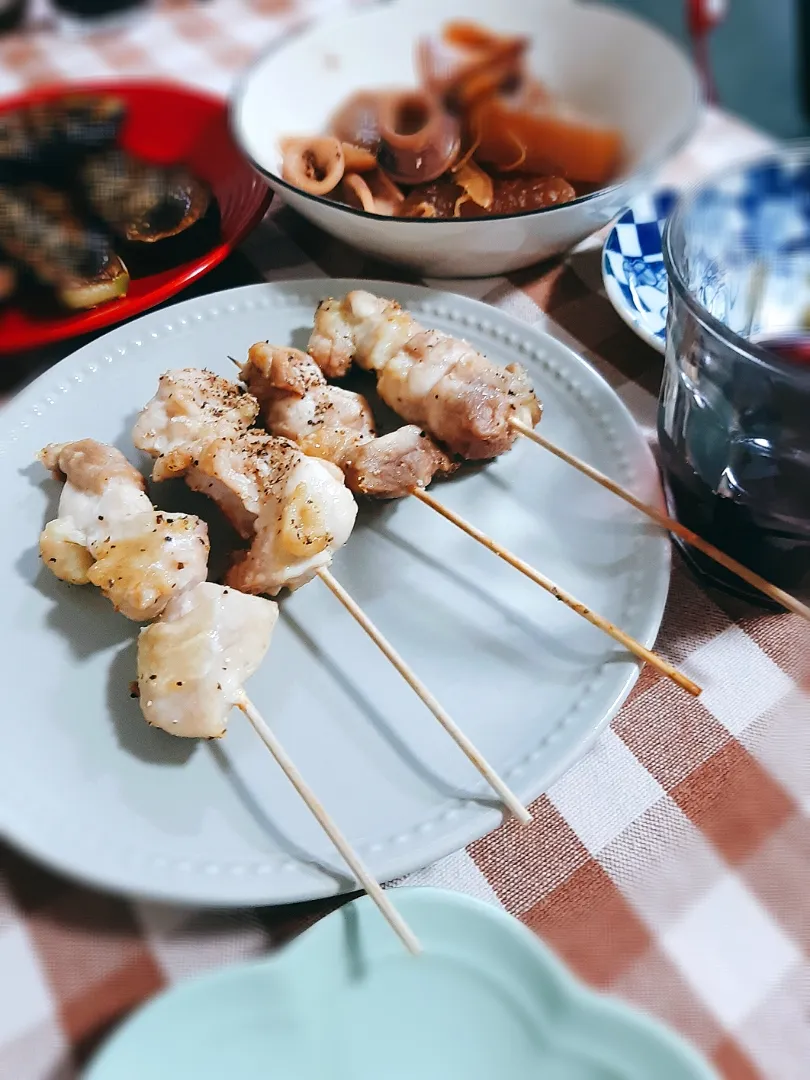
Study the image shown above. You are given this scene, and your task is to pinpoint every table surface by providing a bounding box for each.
[0,4,808,1079]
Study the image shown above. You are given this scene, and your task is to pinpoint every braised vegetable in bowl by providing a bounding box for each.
[0,92,217,312]
[279,20,622,220]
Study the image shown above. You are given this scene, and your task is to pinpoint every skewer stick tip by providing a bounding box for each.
[510,418,810,625]
[236,692,422,956]
[411,487,701,698]
[316,568,532,825]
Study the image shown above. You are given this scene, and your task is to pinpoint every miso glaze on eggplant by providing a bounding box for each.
[0,185,129,309]
[81,150,211,243]
[0,95,125,178]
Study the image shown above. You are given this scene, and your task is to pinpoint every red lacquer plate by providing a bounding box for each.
[0,80,272,354]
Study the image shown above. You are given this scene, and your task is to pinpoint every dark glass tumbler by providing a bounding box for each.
[658,147,810,604]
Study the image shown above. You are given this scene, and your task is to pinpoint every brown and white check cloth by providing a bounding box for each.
[1,4,809,1078]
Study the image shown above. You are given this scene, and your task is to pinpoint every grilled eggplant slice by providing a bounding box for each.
[0,95,125,179]
[0,185,128,309]
[81,150,211,243]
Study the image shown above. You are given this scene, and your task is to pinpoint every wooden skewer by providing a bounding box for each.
[316,568,532,824]
[231,357,691,726]
[236,692,422,956]
[228,358,530,822]
[511,419,810,624]
[411,488,701,697]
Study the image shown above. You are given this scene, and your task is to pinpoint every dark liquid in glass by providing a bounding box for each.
[659,335,810,603]
[52,0,142,17]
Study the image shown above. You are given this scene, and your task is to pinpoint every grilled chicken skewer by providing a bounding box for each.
[38,438,270,738]
[239,343,455,498]
[304,294,700,697]
[37,438,271,738]
[310,292,802,636]
[133,369,358,596]
[134,368,532,823]
[37,439,419,951]
[309,289,541,460]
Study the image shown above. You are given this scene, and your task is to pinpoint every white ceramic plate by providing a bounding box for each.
[0,279,669,906]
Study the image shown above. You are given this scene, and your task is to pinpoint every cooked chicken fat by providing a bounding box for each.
[38,438,153,585]
[39,439,152,553]
[183,430,292,540]
[87,511,210,621]
[137,582,278,738]
[133,371,359,596]
[309,292,415,378]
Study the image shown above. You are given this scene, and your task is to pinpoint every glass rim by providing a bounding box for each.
[661,142,810,385]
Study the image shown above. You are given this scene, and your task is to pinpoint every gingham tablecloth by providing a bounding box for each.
[1,4,809,1078]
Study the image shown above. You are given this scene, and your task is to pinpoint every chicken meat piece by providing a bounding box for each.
[240,342,375,470]
[134,369,357,594]
[183,430,284,540]
[38,520,95,584]
[240,342,325,407]
[38,438,152,584]
[377,329,541,459]
[87,510,210,621]
[226,439,358,596]
[309,292,416,378]
[183,428,358,558]
[308,290,542,459]
[243,341,454,497]
[137,582,278,739]
[132,368,259,481]
[344,425,456,498]
[38,438,209,619]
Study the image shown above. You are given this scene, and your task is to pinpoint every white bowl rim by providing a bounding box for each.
[229,4,702,227]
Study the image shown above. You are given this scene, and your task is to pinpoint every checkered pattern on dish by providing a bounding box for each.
[603,190,676,343]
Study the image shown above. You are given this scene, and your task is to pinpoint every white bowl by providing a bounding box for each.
[231,0,700,278]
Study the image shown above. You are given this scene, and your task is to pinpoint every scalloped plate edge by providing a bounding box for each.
[86,888,718,1080]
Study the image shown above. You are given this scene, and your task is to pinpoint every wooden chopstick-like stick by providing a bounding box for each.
[316,568,532,824]
[412,488,701,697]
[511,419,810,623]
[236,693,422,956]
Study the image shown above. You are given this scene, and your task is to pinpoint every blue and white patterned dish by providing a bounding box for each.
[602,189,677,353]
[667,149,810,344]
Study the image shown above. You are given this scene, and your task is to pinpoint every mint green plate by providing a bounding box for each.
[85,888,717,1080]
